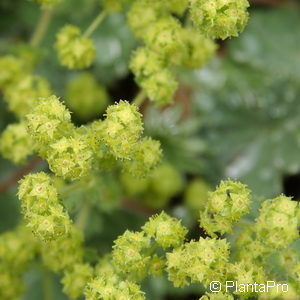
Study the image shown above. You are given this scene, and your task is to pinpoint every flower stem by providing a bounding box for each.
[30,8,53,47]
[132,90,147,107]
[239,219,254,227]
[145,242,159,257]
[84,10,107,37]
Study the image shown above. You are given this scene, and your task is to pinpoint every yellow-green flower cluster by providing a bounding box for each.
[0,122,34,164]
[101,101,162,176]
[255,195,299,249]
[62,263,93,299]
[189,0,250,40]
[0,55,26,89]
[26,95,95,179]
[127,0,189,40]
[127,0,216,106]
[47,134,94,179]
[39,223,88,299]
[279,249,299,273]
[0,55,51,119]
[291,263,300,287]
[112,230,151,281]
[126,0,249,104]
[0,225,38,300]
[4,74,51,119]
[184,178,211,216]
[144,16,183,56]
[130,48,165,79]
[85,274,145,300]
[130,47,178,105]
[258,283,299,300]
[166,237,229,287]
[142,211,187,249]
[139,68,178,106]
[112,212,188,282]
[228,260,266,298]
[101,100,143,159]
[18,172,72,241]
[55,25,96,69]
[234,227,270,261]
[122,162,183,208]
[25,96,161,180]
[41,226,84,272]
[0,225,37,271]
[65,72,109,121]
[148,163,183,200]
[177,29,218,69]
[26,95,73,146]
[127,2,166,40]
[85,254,145,299]
[200,180,251,236]
[0,55,53,166]
[122,137,162,178]
[0,270,24,300]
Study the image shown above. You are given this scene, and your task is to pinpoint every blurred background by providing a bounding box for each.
[0,0,300,299]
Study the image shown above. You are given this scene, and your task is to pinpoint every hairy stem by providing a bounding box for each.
[84,10,107,37]
[132,90,147,107]
[239,219,254,227]
[145,242,159,257]
[30,8,53,47]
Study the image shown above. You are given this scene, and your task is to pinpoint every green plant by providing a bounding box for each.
[0,0,299,299]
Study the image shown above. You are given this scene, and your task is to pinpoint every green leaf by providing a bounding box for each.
[184,7,300,197]
[228,6,300,80]
[144,105,206,174]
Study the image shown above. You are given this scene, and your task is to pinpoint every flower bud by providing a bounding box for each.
[62,263,93,299]
[176,29,217,68]
[140,69,178,106]
[4,75,51,118]
[200,180,251,236]
[65,72,109,121]
[142,211,188,249]
[143,16,183,56]
[102,101,143,160]
[0,122,34,164]
[18,172,72,241]
[127,1,164,39]
[112,230,151,281]
[190,0,250,40]
[255,195,299,248]
[130,47,166,80]
[85,274,145,300]
[166,237,229,287]
[55,25,96,69]
[26,95,74,146]
[123,137,162,178]
[0,55,26,89]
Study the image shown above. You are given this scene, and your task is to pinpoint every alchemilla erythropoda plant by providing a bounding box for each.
[0,0,300,299]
